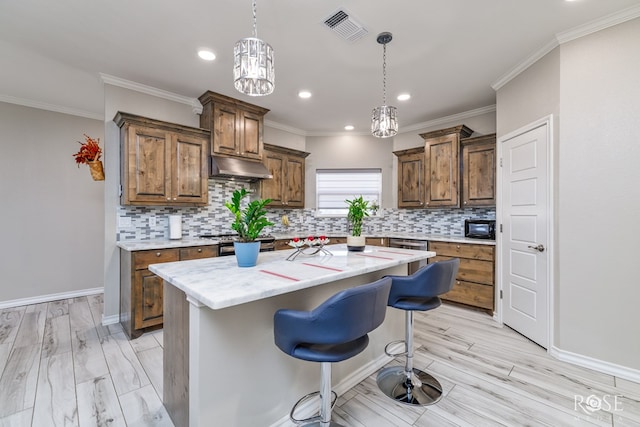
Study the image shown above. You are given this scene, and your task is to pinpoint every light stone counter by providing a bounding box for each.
[271,231,496,246]
[116,237,220,251]
[152,244,435,427]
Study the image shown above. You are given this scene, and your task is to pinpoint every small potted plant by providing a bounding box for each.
[73,134,104,181]
[225,188,274,267]
[345,195,369,251]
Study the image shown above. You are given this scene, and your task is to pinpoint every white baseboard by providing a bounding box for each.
[268,350,398,427]
[0,287,104,310]
[550,345,640,384]
[102,313,120,326]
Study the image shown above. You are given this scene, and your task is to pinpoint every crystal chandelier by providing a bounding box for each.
[371,32,398,138]
[233,0,274,96]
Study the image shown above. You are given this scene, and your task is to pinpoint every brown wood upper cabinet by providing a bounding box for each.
[421,125,473,208]
[261,144,310,208]
[394,146,425,208]
[461,133,496,207]
[115,112,209,207]
[198,91,269,161]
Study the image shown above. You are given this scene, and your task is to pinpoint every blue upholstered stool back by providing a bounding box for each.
[387,258,460,311]
[274,277,392,363]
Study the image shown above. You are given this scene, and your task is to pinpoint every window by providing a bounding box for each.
[316,169,382,216]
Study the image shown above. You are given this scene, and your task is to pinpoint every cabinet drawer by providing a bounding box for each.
[441,279,494,310]
[275,240,292,251]
[429,241,494,261]
[180,245,217,260]
[431,255,494,285]
[365,237,388,247]
[133,249,180,270]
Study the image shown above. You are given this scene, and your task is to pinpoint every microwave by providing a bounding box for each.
[465,219,496,239]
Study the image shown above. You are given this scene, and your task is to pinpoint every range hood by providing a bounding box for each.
[209,156,273,181]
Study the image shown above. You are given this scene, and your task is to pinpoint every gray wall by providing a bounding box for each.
[0,102,104,304]
[497,17,640,370]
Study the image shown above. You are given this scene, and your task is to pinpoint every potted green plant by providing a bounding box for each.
[225,188,274,267]
[345,195,369,251]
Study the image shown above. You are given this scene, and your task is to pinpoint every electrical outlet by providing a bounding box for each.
[118,217,132,228]
[149,216,156,227]
[399,213,404,221]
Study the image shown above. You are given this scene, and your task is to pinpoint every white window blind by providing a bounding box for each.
[316,169,382,216]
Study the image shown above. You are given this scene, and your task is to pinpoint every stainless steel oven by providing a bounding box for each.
[388,238,429,274]
[199,233,276,257]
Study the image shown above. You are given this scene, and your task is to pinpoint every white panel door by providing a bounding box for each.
[502,124,549,348]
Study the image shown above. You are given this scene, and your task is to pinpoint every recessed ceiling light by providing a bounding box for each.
[198,50,216,61]
[298,91,312,99]
[397,93,411,101]
[344,125,354,131]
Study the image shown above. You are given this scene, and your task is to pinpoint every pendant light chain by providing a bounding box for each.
[252,0,258,38]
[382,42,387,106]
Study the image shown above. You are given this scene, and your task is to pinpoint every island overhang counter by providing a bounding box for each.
[149,244,435,427]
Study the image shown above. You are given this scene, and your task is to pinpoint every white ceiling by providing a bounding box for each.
[1,0,639,135]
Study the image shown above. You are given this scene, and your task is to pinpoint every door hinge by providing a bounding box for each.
[119,184,123,197]
[500,290,503,299]
[500,157,503,167]
[499,223,503,233]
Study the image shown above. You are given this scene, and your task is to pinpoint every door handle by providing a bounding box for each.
[527,244,545,252]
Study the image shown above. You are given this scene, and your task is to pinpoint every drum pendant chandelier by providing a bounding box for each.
[371,32,398,138]
[233,0,274,96]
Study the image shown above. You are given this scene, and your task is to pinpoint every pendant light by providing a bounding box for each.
[233,0,274,96]
[371,32,398,138]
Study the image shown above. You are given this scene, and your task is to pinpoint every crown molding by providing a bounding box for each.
[264,119,307,136]
[557,3,640,44]
[99,73,202,114]
[491,38,560,91]
[492,5,640,91]
[399,105,497,134]
[0,94,104,120]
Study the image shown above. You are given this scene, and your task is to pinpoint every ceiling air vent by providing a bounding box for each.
[323,9,368,43]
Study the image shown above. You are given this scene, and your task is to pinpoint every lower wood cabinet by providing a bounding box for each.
[120,245,217,338]
[365,237,388,247]
[428,241,495,312]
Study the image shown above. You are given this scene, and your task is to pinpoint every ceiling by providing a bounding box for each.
[1,0,639,135]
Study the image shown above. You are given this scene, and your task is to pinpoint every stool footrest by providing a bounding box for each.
[384,340,408,358]
[290,390,338,425]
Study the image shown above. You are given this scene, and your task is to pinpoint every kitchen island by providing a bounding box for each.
[149,244,435,427]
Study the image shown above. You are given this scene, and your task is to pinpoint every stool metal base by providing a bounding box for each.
[376,366,443,406]
[301,422,345,427]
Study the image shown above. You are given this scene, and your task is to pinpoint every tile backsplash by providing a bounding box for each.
[116,179,495,241]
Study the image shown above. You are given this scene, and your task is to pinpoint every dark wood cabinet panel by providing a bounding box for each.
[462,134,496,207]
[261,144,310,208]
[116,112,209,207]
[394,147,425,208]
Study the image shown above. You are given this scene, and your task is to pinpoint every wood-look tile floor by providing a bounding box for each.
[0,295,638,426]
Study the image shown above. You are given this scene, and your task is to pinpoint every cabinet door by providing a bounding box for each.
[125,126,171,204]
[365,237,387,247]
[262,152,285,206]
[134,269,164,329]
[425,133,460,207]
[213,104,240,156]
[398,152,425,208]
[240,111,263,160]
[284,156,305,208]
[173,133,208,204]
[462,141,496,207]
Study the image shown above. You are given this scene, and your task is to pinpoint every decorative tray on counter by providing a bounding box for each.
[286,236,332,261]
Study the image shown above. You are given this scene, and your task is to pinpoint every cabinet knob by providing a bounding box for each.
[464,201,467,204]
[173,198,177,201]
[197,248,202,252]
[167,198,170,200]
[456,245,460,249]
[156,252,161,257]
[456,281,460,285]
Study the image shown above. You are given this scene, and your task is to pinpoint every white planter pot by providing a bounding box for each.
[347,235,366,251]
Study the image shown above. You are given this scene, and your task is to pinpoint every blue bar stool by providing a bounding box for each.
[377,258,460,406]
[274,277,392,427]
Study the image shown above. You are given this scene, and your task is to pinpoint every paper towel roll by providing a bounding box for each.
[169,215,182,240]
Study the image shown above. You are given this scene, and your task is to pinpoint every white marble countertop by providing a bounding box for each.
[271,232,495,246]
[116,238,220,251]
[117,232,494,251]
[149,244,435,310]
